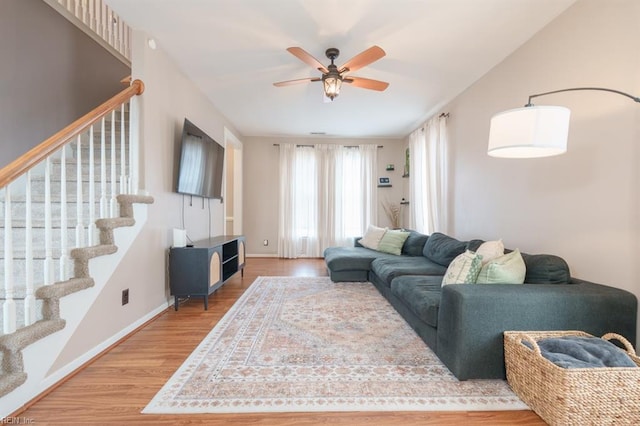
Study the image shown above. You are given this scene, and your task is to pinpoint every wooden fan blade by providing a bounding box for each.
[274,77,321,87]
[339,46,385,73]
[286,47,329,73]
[344,76,389,91]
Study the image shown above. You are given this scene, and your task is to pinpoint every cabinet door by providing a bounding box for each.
[209,250,221,288]
[238,238,245,268]
[208,246,223,291]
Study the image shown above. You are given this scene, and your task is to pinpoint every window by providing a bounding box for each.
[279,144,377,258]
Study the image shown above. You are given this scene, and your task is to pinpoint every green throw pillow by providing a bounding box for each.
[377,229,410,255]
[441,250,483,286]
[476,248,526,284]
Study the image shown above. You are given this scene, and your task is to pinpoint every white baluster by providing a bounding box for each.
[120,105,127,194]
[75,134,85,247]
[81,0,88,24]
[100,117,108,218]
[107,10,113,46]
[124,26,130,60]
[88,0,95,31]
[101,2,107,40]
[44,157,54,285]
[74,0,80,16]
[96,0,102,37]
[118,19,124,56]
[129,98,139,194]
[24,171,36,326]
[59,145,70,280]
[3,185,17,334]
[110,110,118,217]
[88,125,97,245]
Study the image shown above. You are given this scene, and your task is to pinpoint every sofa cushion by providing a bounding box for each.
[442,250,483,285]
[422,232,467,266]
[390,275,443,327]
[401,230,429,256]
[521,253,571,284]
[371,256,447,286]
[324,246,396,272]
[357,225,387,250]
[476,239,505,265]
[476,249,526,284]
[378,229,411,255]
[466,239,485,252]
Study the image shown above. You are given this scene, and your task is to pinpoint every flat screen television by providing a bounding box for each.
[176,119,225,199]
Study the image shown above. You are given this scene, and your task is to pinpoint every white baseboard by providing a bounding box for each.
[41,301,170,390]
[246,253,279,258]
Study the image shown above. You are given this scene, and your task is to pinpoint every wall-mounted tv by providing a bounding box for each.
[176,118,225,199]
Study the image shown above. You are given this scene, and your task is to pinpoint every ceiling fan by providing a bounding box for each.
[274,46,389,101]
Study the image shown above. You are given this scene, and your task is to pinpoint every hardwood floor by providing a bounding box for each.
[15,258,544,425]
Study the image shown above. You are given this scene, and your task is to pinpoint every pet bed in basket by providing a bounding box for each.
[504,330,640,425]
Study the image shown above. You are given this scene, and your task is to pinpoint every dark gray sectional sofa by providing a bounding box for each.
[323,231,638,380]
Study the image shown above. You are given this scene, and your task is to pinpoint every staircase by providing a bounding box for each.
[0,80,149,399]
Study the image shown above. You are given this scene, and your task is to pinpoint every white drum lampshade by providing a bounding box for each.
[488,105,571,158]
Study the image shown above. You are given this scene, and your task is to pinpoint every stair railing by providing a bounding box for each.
[47,0,132,63]
[0,79,144,335]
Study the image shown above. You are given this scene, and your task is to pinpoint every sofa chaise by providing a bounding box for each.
[323,231,637,380]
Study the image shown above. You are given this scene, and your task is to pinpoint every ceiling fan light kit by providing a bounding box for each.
[274,45,389,101]
[322,48,343,100]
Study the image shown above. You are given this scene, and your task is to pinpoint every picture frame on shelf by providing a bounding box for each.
[378,177,391,187]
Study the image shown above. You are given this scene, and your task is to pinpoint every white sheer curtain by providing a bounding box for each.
[409,114,448,234]
[279,143,377,258]
[357,144,378,235]
[278,144,319,258]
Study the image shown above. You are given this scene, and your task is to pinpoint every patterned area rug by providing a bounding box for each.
[143,276,527,413]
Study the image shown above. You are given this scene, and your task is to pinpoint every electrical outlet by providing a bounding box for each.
[263,239,269,246]
[122,289,129,305]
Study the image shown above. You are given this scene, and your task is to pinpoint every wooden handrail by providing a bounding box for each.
[0,79,145,189]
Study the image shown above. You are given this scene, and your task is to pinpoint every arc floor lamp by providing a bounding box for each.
[487,87,640,158]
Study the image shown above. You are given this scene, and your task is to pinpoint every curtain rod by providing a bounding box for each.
[273,144,383,148]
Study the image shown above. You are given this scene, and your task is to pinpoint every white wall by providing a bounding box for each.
[48,30,243,371]
[243,136,405,256]
[444,0,640,337]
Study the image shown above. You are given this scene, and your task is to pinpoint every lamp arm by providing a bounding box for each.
[526,87,640,106]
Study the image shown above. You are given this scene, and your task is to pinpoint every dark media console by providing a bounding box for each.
[169,235,245,310]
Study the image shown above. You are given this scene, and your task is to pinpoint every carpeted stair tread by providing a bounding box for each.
[0,372,27,397]
[35,278,94,299]
[117,194,154,218]
[70,244,118,260]
[96,217,135,229]
[0,319,66,352]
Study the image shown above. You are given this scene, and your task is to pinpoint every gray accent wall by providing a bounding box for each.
[0,0,130,168]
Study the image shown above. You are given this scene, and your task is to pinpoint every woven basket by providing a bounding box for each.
[504,330,640,425]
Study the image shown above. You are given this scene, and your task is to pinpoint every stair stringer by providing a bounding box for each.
[1,195,164,417]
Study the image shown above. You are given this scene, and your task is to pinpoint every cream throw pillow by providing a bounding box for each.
[476,249,526,284]
[441,250,483,286]
[358,225,387,250]
[476,239,505,265]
